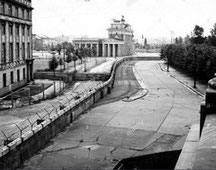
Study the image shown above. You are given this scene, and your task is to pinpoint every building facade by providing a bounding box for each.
[73,17,135,57]
[32,34,58,51]
[0,0,33,97]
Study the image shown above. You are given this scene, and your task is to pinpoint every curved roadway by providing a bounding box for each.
[23,60,202,169]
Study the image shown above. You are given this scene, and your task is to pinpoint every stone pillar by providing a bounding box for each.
[19,24,22,60]
[113,44,116,57]
[25,25,27,60]
[108,44,110,57]
[6,22,9,63]
[0,20,2,65]
[97,44,99,57]
[13,23,16,62]
[30,26,32,60]
[102,44,105,57]
[116,44,118,57]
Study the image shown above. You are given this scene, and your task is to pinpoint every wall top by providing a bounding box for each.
[208,77,216,89]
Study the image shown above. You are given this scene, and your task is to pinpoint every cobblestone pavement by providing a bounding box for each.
[22,60,202,169]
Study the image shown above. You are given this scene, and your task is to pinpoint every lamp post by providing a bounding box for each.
[51,51,56,96]
[193,46,197,88]
[167,56,169,72]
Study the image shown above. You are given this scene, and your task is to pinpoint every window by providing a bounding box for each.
[9,43,13,62]
[1,43,6,64]
[1,2,5,14]
[22,43,25,60]
[27,10,30,20]
[15,7,18,17]
[10,71,14,84]
[1,22,6,35]
[22,9,25,19]
[3,73,6,87]
[22,25,25,36]
[9,23,13,35]
[8,5,12,16]
[27,26,30,37]
[17,70,20,81]
[16,43,19,60]
[16,24,19,36]
[27,43,30,58]
[23,68,25,79]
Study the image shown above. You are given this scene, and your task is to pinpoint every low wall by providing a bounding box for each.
[34,71,75,83]
[0,79,27,97]
[0,55,161,169]
[75,73,110,81]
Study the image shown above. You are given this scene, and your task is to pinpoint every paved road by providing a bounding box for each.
[23,60,202,169]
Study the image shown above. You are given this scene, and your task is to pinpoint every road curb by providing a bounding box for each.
[158,63,204,99]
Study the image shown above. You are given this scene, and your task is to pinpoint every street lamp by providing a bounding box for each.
[51,51,56,96]
[167,56,169,72]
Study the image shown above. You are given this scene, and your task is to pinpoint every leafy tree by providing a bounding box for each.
[92,46,97,57]
[144,38,147,47]
[75,48,83,63]
[194,25,204,37]
[207,23,216,46]
[59,57,64,71]
[65,52,73,70]
[190,25,206,44]
[184,35,191,45]
[210,23,216,36]
[72,54,78,71]
[49,56,59,71]
[175,37,183,44]
[55,44,62,55]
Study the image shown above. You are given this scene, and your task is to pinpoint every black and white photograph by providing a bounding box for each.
[0,0,216,169]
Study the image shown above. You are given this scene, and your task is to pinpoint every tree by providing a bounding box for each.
[144,38,147,47]
[72,54,78,71]
[210,23,216,36]
[175,37,183,44]
[194,25,204,37]
[207,23,216,46]
[55,44,62,55]
[59,57,64,71]
[75,48,83,63]
[190,25,206,44]
[65,51,73,70]
[49,56,59,71]
[184,35,191,45]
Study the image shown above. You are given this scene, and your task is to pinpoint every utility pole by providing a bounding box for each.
[170,31,174,44]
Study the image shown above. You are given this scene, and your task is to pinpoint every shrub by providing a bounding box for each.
[48,56,59,71]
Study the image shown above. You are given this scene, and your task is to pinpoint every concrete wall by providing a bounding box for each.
[34,71,75,83]
[75,73,110,81]
[0,56,161,169]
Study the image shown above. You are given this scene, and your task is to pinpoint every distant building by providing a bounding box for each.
[0,0,33,97]
[73,16,135,57]
[32,34,57,51]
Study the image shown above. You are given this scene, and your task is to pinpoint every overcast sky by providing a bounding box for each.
[32,0,216,42]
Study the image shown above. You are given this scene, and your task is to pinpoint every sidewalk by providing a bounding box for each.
[158,61,207,98]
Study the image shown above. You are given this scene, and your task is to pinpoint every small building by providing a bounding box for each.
[73,16,135,57]
[0,0,34,97]
[32,34,57,51]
